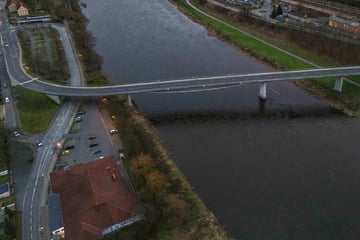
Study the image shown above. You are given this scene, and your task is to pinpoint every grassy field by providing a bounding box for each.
[17,87,59,134]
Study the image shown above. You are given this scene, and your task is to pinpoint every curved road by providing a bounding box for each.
[20,66,360,96]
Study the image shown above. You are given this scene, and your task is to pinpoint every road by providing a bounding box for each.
[22,100,76,240]
[0,7,82,239]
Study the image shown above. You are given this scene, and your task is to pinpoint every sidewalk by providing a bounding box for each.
[39,205,49,240]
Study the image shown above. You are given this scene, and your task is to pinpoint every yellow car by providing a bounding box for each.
[62,150,71,155]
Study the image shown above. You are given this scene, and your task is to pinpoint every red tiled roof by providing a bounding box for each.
[50,156,142,240]
[18,2,28,8]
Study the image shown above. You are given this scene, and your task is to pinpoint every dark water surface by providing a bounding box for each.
[83,0,360,238]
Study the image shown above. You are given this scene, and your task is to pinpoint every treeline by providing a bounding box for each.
[230,6,360,65]
[328,0,360,8]
[48,0,107,85]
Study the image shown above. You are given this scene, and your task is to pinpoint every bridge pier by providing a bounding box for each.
[258,83,267,101]
[126,94,133,107]
[333,77,344,92]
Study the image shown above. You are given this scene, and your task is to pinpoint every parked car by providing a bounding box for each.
[62,150,71,155]
[88,136,96,141]
[110,129,118,135]
[74,116,82,122]
[77,109,86,115]
[89,142,99,148]
[92,149,101,154]
[65,145,74,150]
[13,131,20,137]
[5,97,9,103]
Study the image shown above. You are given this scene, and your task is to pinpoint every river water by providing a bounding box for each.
[82,0,360,239]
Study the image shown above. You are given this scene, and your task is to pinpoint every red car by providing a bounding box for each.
[88,136,96,141]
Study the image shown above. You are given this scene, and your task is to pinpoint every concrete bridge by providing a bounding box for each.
[20,66,360,104]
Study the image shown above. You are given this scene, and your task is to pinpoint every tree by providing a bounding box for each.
[270,8,277,18]
[3,218,15,237]
[277,4,283,16]
[4,206,13,220]
[130,153,154,177]
[145,170,168,194]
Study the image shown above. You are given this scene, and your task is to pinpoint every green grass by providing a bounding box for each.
[16,212,22,240]
[0,175,10,185]
[17,87,59,134]
[180,1,314,70]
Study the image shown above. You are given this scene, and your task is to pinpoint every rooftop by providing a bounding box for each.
[50,156,143,240]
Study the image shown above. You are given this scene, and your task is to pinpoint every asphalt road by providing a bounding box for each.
[0,9,84,239]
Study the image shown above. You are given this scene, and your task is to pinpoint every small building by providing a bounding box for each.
[48,193,65,239]
[17,2,29,17]
[0,183,10,199]
[7,0,18,13]
[50,156,143,240]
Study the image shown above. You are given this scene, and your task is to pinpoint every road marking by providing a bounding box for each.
[18,78,37,86]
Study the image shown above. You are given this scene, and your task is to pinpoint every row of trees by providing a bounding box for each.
[328,0,360,8]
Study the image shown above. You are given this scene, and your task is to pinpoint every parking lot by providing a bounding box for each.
[56,100,122,168]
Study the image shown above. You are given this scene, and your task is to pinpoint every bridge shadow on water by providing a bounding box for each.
[148,103,343,125]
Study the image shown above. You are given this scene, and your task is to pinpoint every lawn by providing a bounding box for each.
[17,87,59,134]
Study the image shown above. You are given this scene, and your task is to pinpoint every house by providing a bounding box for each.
[50,156,144,240]
[17,2,29,17]
[7,0,18,13]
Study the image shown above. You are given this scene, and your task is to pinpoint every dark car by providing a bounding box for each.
[77,109,86,115]
[65,145,74,150]
[88,142,99,148]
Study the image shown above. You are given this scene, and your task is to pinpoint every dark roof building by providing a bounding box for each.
[50,156,143,240]
[48,193,65,239]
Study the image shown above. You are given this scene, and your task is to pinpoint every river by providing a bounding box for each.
[82,0,360,239]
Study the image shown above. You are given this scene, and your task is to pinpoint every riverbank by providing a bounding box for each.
[171,0,360,118]
[104,96,231,239]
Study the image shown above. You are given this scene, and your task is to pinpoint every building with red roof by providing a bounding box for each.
[50,156,144,240]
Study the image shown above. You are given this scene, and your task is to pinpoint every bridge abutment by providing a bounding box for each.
[258,83,267,101]
[333,77,344,92]
[46,95,61,104]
